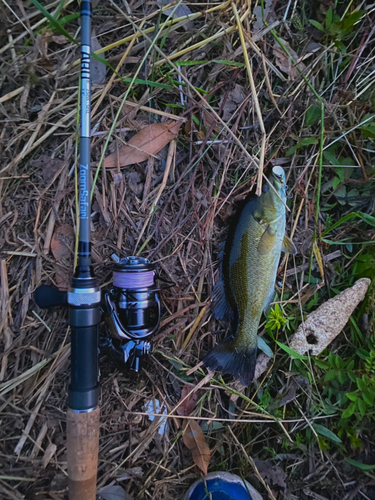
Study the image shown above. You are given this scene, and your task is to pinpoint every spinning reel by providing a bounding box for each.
[101,255,161,371]
[36,255,163,373]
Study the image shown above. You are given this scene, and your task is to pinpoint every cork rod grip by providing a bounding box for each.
[67,407,100,500]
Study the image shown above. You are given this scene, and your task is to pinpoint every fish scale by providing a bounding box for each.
[204,166,296,385]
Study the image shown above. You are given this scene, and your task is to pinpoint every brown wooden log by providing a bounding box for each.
[67,406,100,500]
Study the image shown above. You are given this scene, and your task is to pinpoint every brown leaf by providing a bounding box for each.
[35,29,54,58]
[203,111,220,134]
[20,82,31,118]
[253,0,273,31]
[273,38,306,79]
[98,484,132,500]
[52,35,67,44]
[289,278,371,356]
[51,225,74,261]
[157,0,193,30]
[30,155,64,186]
[91,32,106,84]
[112,172,123,185]
[126,171,144,196]
[254,459,287,488]
[42,442,57,469]
[104,121,182,169]
[254,352,273,380]
[54,264,70,291]
[220,84,246,122]
[176,384,198,416]
[183,420,210,475]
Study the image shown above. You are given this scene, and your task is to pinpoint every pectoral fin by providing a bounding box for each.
[257,225,276,254]
[253,209,268,226]
[281,235,297,255]
[257,336,274,358]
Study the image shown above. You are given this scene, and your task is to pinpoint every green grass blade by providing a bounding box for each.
[322,212,375,237]
[29,0,78,45]
[275,341,309,360]
[345,458,375,471]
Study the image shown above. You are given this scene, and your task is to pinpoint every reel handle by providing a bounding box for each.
[34,285,68,309]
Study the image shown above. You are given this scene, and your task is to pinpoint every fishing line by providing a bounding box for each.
[113,270,156,289]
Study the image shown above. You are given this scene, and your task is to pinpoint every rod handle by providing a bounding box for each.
[67,406,100,500]
[34,285,67,309]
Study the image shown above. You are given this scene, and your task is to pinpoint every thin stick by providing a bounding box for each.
[228,427,278,500]
[232,2,266,195]
[261,52,281,114]
[91,18,147,117]
[135,139,176,251]
[127,412,336,424]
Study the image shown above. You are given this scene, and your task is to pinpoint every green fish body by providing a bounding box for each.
[204,166,296,385]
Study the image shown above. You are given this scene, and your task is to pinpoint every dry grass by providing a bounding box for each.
[0,0,375,499]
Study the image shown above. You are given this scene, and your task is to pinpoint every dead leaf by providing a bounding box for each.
[103,121,182,169]
[98,484,133,500]
[91,32,106,84]
[157,0,193,30]
[30,155,64,186]
[20,82,31,117]
[289,278,371,356]
[312,241,325,281]
[273,38,306,79]
[270,376,309,410]
[97,20,118,35]
[94,187,112,227]
[54,264,70,291]
[254,352,272,380]
[183,420,210,475]
[42,442,57,469]
[35,29,54,58]
[253,0,273,31]
[51,225,74,261]
[220,84,246,122]
[50,473,67,492]
[203,111,220,134]
[115,467,143,481]
[254,459,287,488]
[176,384,198,416]
[126,171,144,196]
[112,172,123,185]
[52,35,67,44]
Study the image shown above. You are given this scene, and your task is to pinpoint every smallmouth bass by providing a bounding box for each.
[204,166,296,385]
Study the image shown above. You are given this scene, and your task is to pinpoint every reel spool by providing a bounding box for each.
[102,255,161,371]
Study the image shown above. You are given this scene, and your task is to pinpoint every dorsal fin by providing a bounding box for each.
[211,193,258,325]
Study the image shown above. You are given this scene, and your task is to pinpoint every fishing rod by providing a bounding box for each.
[41,1,102,497]
[34,2,163,497]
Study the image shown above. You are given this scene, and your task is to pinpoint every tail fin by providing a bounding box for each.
[203,337,257,386]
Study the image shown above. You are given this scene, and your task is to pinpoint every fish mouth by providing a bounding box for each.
[271,166,285,185]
